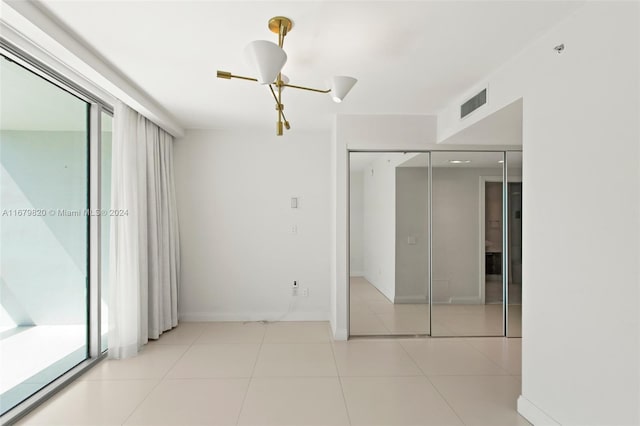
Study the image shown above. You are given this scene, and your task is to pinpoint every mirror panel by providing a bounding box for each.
[430,151,505,336]
[506,151,523,337]
[349,152,430,336]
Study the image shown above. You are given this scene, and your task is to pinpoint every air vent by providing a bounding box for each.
[460,88,487,119]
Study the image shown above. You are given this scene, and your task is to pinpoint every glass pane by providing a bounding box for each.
[349,152,430,336]
[100,112,112,352]
[506,152,523,337]
[0,57,89,414]
[431,152,504,336]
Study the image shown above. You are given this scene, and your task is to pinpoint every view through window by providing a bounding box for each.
[0,53,111,416]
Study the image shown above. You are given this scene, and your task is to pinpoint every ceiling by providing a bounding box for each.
[35,1,583,132]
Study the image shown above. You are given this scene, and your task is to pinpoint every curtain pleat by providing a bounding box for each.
[109,102,179,359]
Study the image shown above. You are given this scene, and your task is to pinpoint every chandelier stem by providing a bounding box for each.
[277,73,283,135]
[278,20,287,48]
[269,84,289,136]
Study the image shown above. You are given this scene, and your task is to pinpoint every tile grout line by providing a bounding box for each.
[328,328,354,426]
[422,373,469,426]
[352,279,431,335]
[396,338,468,426]
[459,338,514,376]
[233,322,267,426]
[352,279,394,335]
[119,325,204,425]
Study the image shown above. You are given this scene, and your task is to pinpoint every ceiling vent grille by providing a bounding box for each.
[460,88,487,119]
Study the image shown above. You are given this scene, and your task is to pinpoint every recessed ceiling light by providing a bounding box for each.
[449,160,471,164]
[498,160,504,163]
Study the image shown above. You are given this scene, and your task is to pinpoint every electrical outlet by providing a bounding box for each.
[300,288,309,297]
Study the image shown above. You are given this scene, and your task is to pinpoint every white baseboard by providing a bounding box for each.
[349,271,364,277]
[394,295,428,304]
[333,328,348,341]
[449,296,483,304]
[179,311,330,322]
[517,395,560,425]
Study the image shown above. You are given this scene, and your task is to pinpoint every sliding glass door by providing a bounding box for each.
[0,46,112,419]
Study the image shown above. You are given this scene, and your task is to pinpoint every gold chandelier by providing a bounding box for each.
[217,16,357,136]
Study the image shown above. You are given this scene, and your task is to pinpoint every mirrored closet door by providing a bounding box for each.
[348,150,522,339]
[349,152,430,335]
[430,151,505,336]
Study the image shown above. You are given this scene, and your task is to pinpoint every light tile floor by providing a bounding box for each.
[17,321,529,426]
[351,277,522,337]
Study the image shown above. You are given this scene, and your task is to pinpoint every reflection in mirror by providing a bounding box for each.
[507,151,523,337]
[349,152,429,336]
[431,151,505,336]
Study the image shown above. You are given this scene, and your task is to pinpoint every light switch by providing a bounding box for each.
[408,236,417,245]
[291,197,298,208]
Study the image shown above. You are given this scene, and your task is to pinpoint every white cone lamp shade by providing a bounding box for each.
[244,40,287,85]
[330,76,357,103]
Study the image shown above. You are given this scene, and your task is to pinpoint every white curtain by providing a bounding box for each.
[109,101,180,359]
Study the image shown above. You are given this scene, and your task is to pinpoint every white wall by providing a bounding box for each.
[174,129,331,321]
[330,117,340,337]
[438,3,640,424]
[395,167,429,303]
[348,171,364,276]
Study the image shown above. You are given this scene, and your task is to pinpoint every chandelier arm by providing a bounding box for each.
[282,83,331,94]
[268,84,280,104]
[217,72,330,95]
[216,71,258,82]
